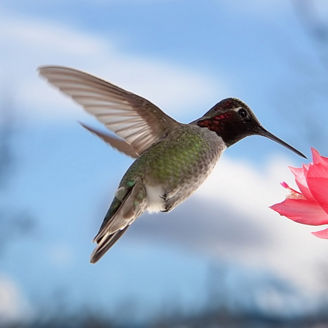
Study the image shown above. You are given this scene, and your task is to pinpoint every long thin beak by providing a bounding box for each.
[257,126,307,159]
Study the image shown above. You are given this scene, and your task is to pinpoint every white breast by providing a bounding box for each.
[145,185,166,213]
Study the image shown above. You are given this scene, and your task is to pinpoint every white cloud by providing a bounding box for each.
[0,274,32,324]
[134,154,328,296]
[0,9,224,122]
[196,155,328,291]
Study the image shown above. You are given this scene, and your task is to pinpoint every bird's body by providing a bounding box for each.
[120,124,225,213]
[91,124,225,262]
[39,66,305,263]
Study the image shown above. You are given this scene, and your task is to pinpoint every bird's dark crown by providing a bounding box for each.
[196,98,261,147]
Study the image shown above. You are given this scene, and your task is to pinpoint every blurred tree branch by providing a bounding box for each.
[293,0,328,69]
[0,93,14,188]
[0,90,36,255]
[270,0,328,149]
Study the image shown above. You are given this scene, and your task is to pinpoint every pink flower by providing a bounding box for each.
[270,148,328,238]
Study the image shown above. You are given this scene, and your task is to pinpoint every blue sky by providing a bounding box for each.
[1,0,328,324]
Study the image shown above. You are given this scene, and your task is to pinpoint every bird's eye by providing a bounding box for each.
[238,108,248,118]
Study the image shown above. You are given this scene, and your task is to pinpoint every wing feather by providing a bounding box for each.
[39,66,179,155]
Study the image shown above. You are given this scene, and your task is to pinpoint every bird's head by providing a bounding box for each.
[196,98,306,158]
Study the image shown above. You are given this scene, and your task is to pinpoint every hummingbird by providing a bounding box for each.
[39,66,306,263]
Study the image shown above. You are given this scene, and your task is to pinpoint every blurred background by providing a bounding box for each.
[1,0,328,327]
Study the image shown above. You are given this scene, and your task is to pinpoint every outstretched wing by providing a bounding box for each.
[39,66,179,155]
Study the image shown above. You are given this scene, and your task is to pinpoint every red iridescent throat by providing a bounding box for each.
[197,112,234,132]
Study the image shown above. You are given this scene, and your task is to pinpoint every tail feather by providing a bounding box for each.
[90,179,146,263]
[90,227,129,263]
[79,122,139,158]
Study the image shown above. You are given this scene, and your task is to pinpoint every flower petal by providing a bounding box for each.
[307,163,328,214]
[311,148,328,167]
[289,165,314,200]
[270,198,328,225]
[312,227,328,239]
